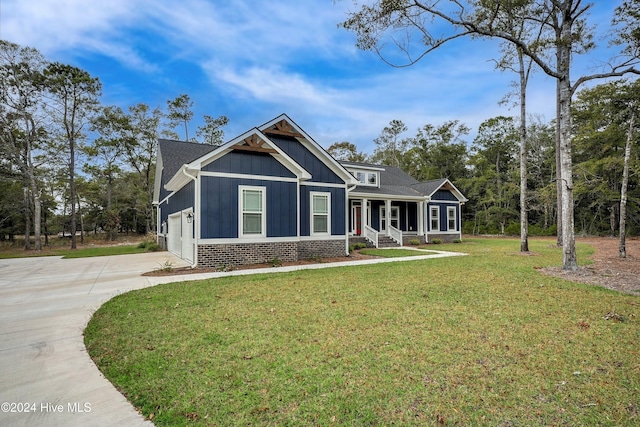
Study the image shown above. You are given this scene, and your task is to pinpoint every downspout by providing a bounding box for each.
[346,184,357,256]
[424,196,430,243]
[182,167,198,268]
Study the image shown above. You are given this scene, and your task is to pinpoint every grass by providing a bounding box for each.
[0,236,156,259]
[360,248,436,257]
[84,238,640,426]
[57,244,149,258]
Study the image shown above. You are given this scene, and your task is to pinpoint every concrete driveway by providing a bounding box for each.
[0,252,188,427]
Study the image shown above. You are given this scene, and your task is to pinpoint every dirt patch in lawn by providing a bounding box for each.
[539,236,640,295]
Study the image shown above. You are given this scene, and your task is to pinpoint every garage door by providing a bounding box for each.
[167,213,181,256]
[167,209,195,264]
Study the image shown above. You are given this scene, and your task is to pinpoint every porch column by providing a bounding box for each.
[417,202,424,236]
[385,199,391,235]
[361,198,367,236]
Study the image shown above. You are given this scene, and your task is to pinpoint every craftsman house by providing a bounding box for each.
[153,114,467,267]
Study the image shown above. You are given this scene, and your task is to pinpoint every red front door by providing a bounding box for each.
[353,205,362,235]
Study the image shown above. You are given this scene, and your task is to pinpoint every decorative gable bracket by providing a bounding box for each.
[233,134,277,153]
[263,119,303,138]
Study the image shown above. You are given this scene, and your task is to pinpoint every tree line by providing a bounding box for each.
[0,40,228,250]
[328,79,639,241]
[341,0,640,270]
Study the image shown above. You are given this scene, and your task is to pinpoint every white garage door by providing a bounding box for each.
[167,213,181,256]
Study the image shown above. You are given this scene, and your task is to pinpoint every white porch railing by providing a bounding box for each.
[388,225,402,246]
[363,224,378,248]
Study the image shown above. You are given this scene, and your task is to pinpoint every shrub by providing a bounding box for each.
[453,239,462,243]
[409,239,421,246]
[431,238,442,244]
[155,261,173,272]
[270,257,282,267]
[145,242,161,252]
[137,241,148,249]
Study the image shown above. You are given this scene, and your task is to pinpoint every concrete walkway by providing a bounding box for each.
[0,248,465,426]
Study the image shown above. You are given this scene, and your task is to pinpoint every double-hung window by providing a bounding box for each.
[311,192,330,235]
[240,186,265,237]
[447,206,457,231]
[430,206,440,231]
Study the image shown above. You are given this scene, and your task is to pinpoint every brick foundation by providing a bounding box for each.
[298,240,346,260]
[403,235,426,245]
[197,239,347,268]
[427,233,460,243]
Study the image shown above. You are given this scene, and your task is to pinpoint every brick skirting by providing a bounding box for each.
[298,239,346,260]
[427,233,460,243]
[197,239,347,268]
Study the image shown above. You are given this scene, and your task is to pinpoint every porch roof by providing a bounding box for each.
[350,185,425,199]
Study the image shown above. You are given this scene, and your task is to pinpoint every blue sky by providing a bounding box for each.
[0,0,625,154]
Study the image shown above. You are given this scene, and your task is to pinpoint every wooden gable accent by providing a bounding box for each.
[263,119,303,138]
[233,134,277,154]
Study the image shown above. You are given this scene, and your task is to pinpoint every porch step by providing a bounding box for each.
[377,235,401,248]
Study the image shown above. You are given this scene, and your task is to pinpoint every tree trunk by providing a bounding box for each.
[69,137,77,249]
[619,106,635,258]
[610,204,617,237]
[23,185,31,250]
[558,35,577,271]
[518,48,529,253]
[555,79,563,248]
[31,181,42,251]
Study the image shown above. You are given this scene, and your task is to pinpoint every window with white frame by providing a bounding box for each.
[311,192,330,235]
[430,206,439,231]
[239,186,265,237]
[350,169,379,187]
[447,206,457,231]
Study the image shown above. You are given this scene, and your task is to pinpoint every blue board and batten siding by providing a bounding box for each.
[432,190,458,201]
[199,150,299,239]
[269,137,343,184]
[159,180,195,224]
[299,186,346,236]
[200,177,297,239]
[202,151,296,178]
[428,189,461,232]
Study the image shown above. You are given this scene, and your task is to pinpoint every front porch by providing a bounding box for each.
[348,198,425,248]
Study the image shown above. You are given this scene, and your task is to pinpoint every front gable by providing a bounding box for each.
[202,150,296,178]
[260,115,358,186]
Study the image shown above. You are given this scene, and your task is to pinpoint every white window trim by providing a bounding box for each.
[239,185,266,238]
[430,206,440,231]
[310,191,331,236]
[447,206,457,231]
[348,168,380,188]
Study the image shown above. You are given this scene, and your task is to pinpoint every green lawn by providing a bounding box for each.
[359,248,439,257]
[84,238,640,426]
[0,240,157,259]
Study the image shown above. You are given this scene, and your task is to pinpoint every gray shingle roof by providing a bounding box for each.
[157,139,218,200]
[410,179,449,197]
[341,161,424,198]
